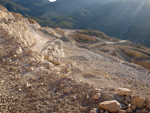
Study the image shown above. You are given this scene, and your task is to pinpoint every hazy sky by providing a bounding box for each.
[49,0,56,2]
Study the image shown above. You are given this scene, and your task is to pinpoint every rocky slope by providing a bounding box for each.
[0,5,150,113]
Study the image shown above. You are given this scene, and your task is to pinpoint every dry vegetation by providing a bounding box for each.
[54,28,65,36]
[70,33,99,43]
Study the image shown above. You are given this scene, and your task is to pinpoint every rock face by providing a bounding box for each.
[131,95,145,108]
[0,7,14,19]
[117,88,133,96]
[0,5,35,47]
[99,100,121,112]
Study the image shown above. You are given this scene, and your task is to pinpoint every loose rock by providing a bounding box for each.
[100,109,104,113]
[146,100,150,109]
[131,105,136,111]
[90,108,98,113]
[117,88,133,96]
[118,110,126,113]
[131,95,145,108]
[136,110,141,113]
[92,93,101,100]
[126,108,132,113]
[64,87,72,94]
[99,100,121,112]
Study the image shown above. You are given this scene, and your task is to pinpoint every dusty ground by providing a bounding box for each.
[0,6,150,113]
[33,28,150,97]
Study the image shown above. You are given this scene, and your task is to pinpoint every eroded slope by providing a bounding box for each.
[0,5,150,113]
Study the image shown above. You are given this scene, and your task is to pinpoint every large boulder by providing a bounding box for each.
[99,100,121,112]
[131,95,145,108]
[117,88,133,96]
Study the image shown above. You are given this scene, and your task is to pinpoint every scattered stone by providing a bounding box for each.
[131,95,145,108]
[118,110,126,113]
[117,88,133,96]
[40,83,44,86]
[2,59,5,63]
[92,93,101,100]
[90,108,98,113]
[127,99,131,103]
[87,94,89,99]
[99,100,121,112]
[131,105,136,111]
[72,95,77,100]
[123,100,128,106]
[26,67,34,72]
[6,58,12,65]
[18,88,21,91]
[61,74,67,79]
[126,108,133,113]
[141,109,147,113]
[128,104,131,108]
[136,110,141,113]
[100,109,104,113]
[146,100,150,109]
[60,84,64,88]
[102,72,110,79]
[64,87,72,94]
[30,76,36,81]
[123,106,127,110]
[25,83,32,89]
[13,55,17,58]
[44,55,60,65]
[125,96,131,103]
[16,46,22,55]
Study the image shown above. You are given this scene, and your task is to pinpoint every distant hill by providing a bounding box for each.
[0,0,29,15]
[68,0,150,47]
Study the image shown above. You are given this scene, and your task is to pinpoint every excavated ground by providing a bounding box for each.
[0,6,150,113]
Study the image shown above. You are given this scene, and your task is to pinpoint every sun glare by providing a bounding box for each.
[49,0,56,2]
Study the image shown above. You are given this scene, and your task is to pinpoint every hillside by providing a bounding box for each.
[69,0,150,47]
[7,0,150,47]
[0,0,29,15]
[0,5,150,113]
[2,0,150,47]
